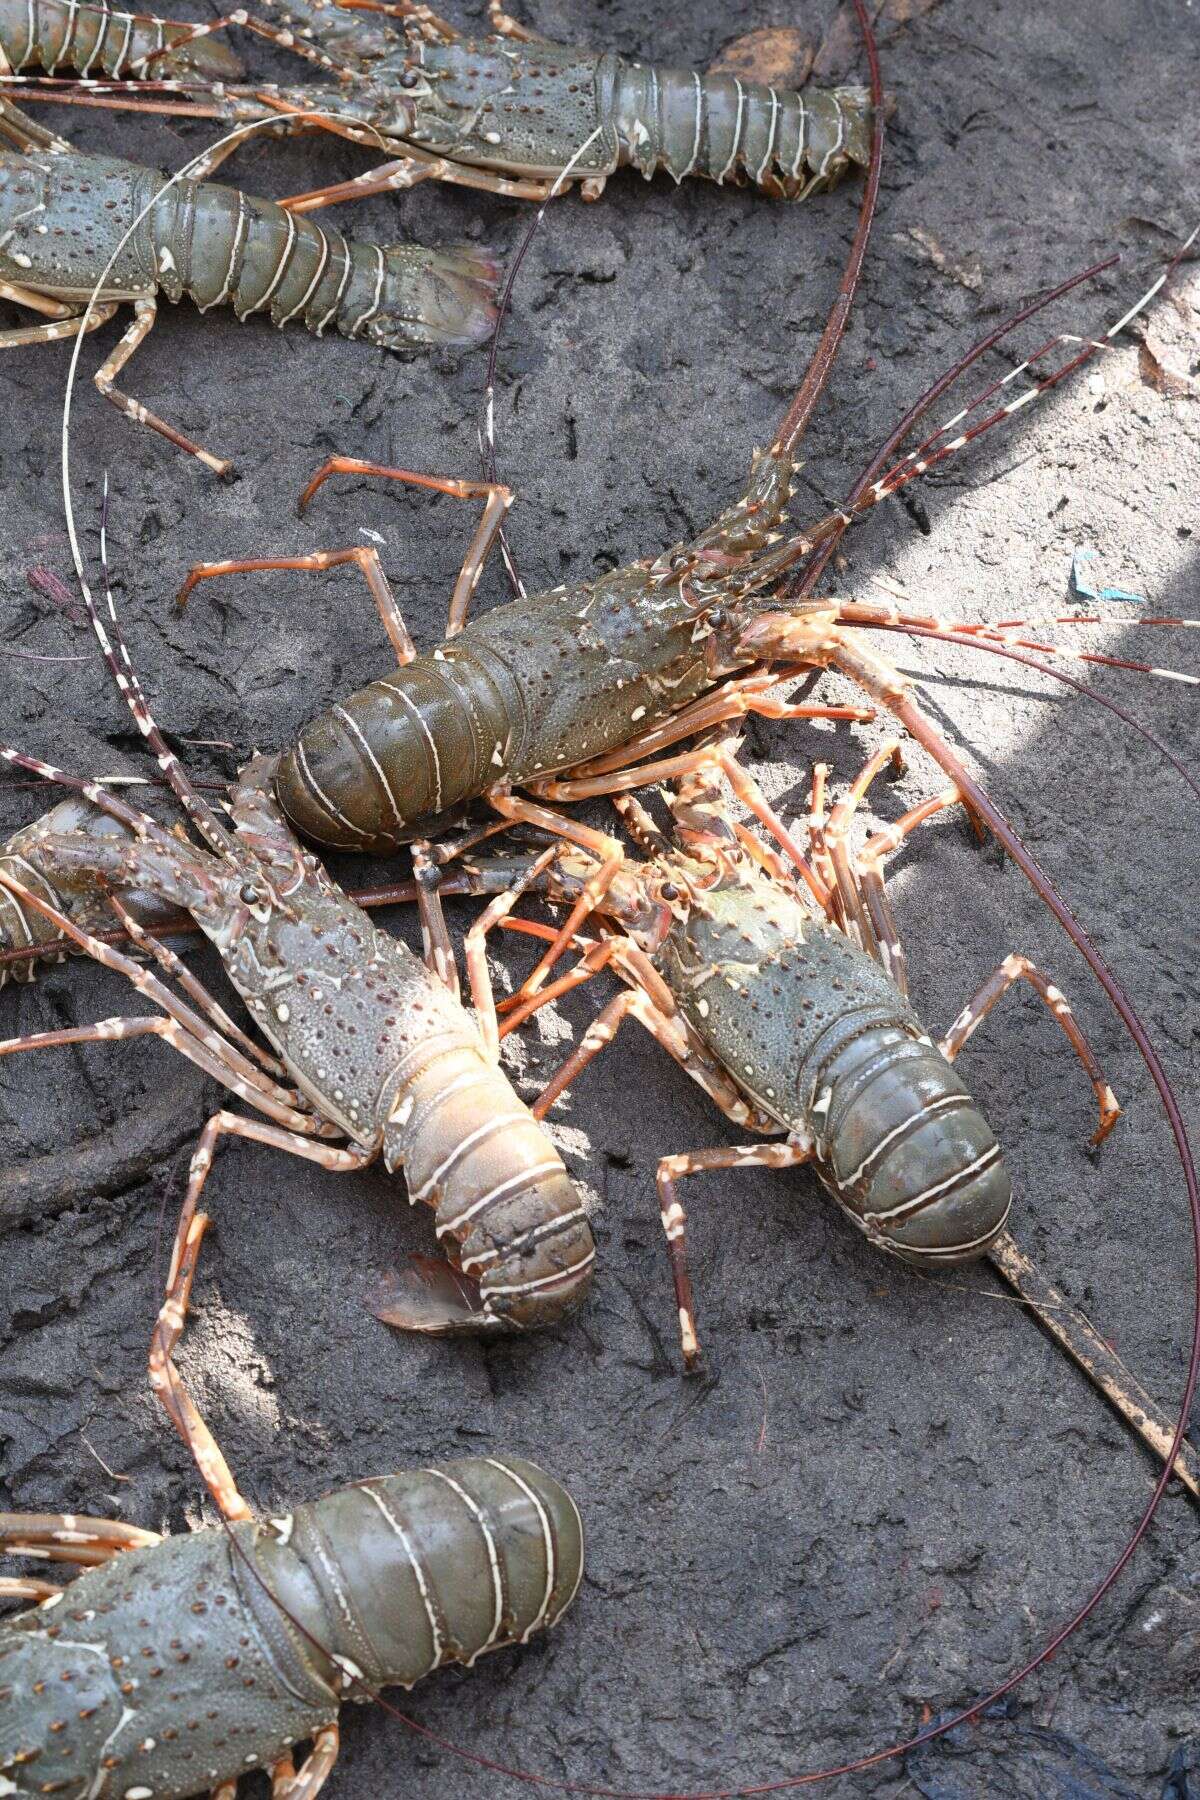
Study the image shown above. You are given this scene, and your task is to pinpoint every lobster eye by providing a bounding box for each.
[661,882,679,901]
[668,552,689,572]
[240,882,260,904]
[707,605,727,627]
[400,66,421,87]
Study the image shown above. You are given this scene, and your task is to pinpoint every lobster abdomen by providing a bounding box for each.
[662,877,1011,1263]
[0,0,244,79]
[1,1458,583,1797]
[808,1024,1011,1262]
[608,59,870,197]
[385,1043,596,1329]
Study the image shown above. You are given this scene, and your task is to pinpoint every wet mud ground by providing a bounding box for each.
[1,0,1198,1792]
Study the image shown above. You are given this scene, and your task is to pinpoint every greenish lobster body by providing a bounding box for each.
[0,145,499,348]
[0,1457,583,1798]
[658,857,1012,1262]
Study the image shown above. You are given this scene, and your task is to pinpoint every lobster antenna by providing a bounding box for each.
[780,226,1197,584]
[770,0,884,461]
[479,123,604,600]
[53,106,327,858]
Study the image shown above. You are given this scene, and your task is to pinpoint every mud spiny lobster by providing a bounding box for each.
[0,491,599,1366]
[0,1454,583,1797]
[1,0,871,209]
[0,97,498,477]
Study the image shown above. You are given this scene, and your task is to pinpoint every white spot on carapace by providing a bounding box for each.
[275,1002,290,1022]
[269,1514,294,1545]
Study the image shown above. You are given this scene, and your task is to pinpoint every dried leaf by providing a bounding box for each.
[898,226,983,291]
[1138,336,1199,399]
[710,27,814,87]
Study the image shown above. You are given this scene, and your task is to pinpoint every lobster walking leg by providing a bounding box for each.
[532,979,761,1131]
[0,1575,61,1601]
[151,1107,376,1519]
[0,1511,160,1559]
[270,1725,340,1800]
[94,295,234,478]
[177,547,414,661]
[941,955,1121,1145]
[658,1142,814,1369]
[0,296,116,347]
[297,457,513,632]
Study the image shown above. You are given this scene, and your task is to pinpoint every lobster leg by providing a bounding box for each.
[93,296,235,479]
[278,148,558,213]
[150,1108,375,1520]
[0,278,77,319]
[296,458,512,634]
[0,297,117,349]
[940,954,1121,1146]
[270,1725,340,1800]
[0,1511,160,1557]
[176,547,415,664]
[463,843,561,1058]
[657,1142,814,1369]
[485,792,627,1004]
[0,1576,61,1601]
[532,978,762,1132]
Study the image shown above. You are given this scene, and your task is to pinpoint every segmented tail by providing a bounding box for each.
[0,0,244,80]
[609,58,870,197]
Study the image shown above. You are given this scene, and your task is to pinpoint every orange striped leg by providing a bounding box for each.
[0,1576,61,1603]
[296,459,513,636]
[411,839,461,999]
[821,740,906,959]
[463,844,561,1057]
[657,1142,813,1369]
[565,672,873,783]
[0,1512,160,1564]
[940,954,1121,1145]
[805,762,840,915]
[176,547,415,666]
[484,792,627,1004]
[280,152,556,212]
[150,1111,376,1519]
[94,297,233,479]
[853,786,968,995]
[0,296,117,349]
[533,981,759,1132]
[271,1725,341,1800]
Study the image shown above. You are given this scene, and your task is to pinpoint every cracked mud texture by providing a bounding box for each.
[1,0,1197,1793]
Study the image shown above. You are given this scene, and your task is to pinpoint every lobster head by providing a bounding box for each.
[371,32,617,180]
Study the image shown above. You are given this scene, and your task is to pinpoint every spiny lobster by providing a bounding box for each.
[0,96,499,478]
[0,0,871,209]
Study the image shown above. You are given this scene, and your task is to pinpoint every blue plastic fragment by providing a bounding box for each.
[1070,545,1146,606]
